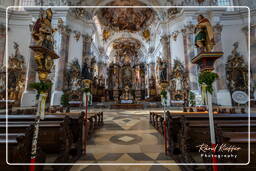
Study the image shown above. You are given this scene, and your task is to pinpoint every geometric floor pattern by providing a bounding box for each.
[70,109,181,171]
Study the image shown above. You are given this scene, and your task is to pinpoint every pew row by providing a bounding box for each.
[0,111,104,171]
[149,111,256,171]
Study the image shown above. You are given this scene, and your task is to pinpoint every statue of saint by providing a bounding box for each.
[32,9,56,50]
[174,73,182,91]
[194,14,215,52]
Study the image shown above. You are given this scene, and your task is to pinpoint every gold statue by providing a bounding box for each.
[32,8,56,49]
[30,8,59,81]
[103,30,110,41]
[194,15,215,52]
[143,29,150,41]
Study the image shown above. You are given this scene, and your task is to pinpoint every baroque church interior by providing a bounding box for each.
[0,0,256,171]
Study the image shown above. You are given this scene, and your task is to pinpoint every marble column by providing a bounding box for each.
[160,34,171,81]
[82,34,93,64]
[181,23,198,91]
[20,23,37,107]
[50,25,71,106]
[213,23,232,106]
[0,24,5,66]
[244,24,256,98]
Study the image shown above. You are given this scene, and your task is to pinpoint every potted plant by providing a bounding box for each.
[61,92,70,113]
[189,91,196,107]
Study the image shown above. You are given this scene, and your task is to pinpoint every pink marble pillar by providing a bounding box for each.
[56,26,71,91]
[160,34,171,80]
[21,23,37,106]
[213,23,226,90]
[50,26,71,106]
[181,23,197,90]
[0,24,5,66]
[82,34,93,64]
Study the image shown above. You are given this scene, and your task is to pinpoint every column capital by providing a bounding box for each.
[182,22,195,35]
[82,34,93,43]
[160,34,170,43]
[213,23,223,33]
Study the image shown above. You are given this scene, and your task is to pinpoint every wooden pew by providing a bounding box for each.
[0,125,45,171]
[0,111,104,167]
[162,111,255,170]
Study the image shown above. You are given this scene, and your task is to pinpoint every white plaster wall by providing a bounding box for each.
[68,32,83,66]
[171,32,185,64]
[221,19,248,64]
[7,18,31,68]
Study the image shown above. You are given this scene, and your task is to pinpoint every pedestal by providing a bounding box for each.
[135,90,141,101]
[20,90,37,107]
[191,52,223,71]
[113,90,119,101]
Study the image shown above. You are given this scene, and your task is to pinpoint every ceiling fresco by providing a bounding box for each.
[112,38,141,58]
[97,0,155,32]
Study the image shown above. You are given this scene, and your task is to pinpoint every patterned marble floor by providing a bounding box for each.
[70,109,181,171]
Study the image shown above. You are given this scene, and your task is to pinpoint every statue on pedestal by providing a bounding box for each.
[194,14,215,52]
[157,58,168,82]
[30,8,59,81]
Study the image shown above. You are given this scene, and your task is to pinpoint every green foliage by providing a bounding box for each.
[82,88,91,93]
[160,90,167,99]
[29,81,52,99]
[61,93,69,107]
[189,91,196,107]
[198,71,218,94]
[131,89,135,97]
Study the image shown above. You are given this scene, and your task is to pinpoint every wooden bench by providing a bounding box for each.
[0,125,45,171]
[162,111,255,170]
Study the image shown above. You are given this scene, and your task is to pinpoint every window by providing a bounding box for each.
[19,0,35,6]
[218,0,233,6]
[218,0,234,11]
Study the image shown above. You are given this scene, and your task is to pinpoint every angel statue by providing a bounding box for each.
[194,14,215,52]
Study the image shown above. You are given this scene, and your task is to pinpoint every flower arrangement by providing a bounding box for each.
[29,81,52,99]
[160,89,167,99]
[82,87,91,93]
[189,91,196,107]
[198,71,218,94]
[61,92,70,107]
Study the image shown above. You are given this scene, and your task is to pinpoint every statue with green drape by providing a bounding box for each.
[194,15,215,52]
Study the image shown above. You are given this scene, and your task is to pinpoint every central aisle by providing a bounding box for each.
[70,109,181,171]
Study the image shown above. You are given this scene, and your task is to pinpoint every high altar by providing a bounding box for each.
[107,38,146,103]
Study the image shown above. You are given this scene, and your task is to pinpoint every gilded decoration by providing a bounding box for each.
[113,38,141,62]
[168,8,181,19]
[73,31,81,42]
[8,42,26,103]
[30,8,59,81]
[103,29,111,41]
[142,29,150,41]
[65,59,82,102]
[171,31,179,41]
[98,0,155,32]
[170,59,189,101]
[226,42,248,93]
